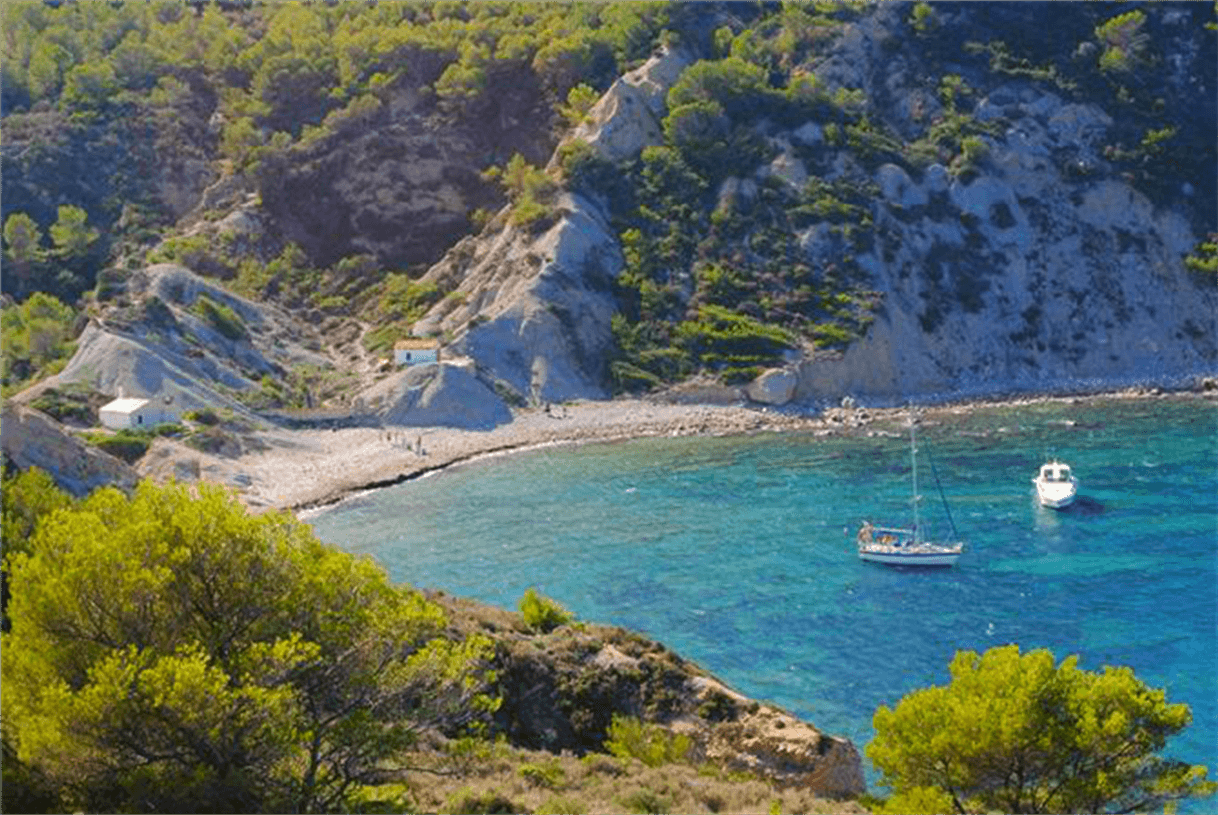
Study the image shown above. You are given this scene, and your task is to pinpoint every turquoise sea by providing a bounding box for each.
[308,396,1218,807]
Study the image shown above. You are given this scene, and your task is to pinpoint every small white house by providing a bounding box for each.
[394,338,440,367]
[99,396,178,430]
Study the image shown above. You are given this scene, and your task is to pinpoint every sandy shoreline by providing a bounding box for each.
[229,385,1215,517]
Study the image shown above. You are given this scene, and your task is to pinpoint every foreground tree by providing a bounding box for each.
[2,478,497,813]
[867,645,1215,814]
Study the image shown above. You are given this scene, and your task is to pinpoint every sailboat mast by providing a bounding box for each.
[910,415,921,543]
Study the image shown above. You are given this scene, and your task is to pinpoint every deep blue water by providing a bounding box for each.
[308,397,1218,807]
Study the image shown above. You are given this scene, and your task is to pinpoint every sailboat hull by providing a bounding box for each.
[858,546,962,567]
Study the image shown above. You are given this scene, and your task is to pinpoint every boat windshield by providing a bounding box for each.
[1041,465,1070,482]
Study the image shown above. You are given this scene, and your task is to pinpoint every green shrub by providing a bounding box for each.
[518,761,565,789]
[909,2,936,34]
[604,715,691,768]
[27,385,97,426]
[500,154,560,229]
[88,431,152,463]
[443,788,521,815]
[721,366,761,385]
[1184,234,1218,282]
[518,587,573,633]
[192,294,247,341]
[615,787,670,814]
[610,360,665,394]
[184,426,239,456]
[184,407,222,426]
[535,794,587,815]
[147,234,235,279]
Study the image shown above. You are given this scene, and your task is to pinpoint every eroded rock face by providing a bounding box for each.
[436,593,868,799]
[18,264,333,417]
[359,361,511,430]
[256,68,550,270]
[562,47,692,165]
[790,85,1216,407]
[698,706,867,798]
[415,192,625,404]
[1,402,138,497]
[409,49,699,405]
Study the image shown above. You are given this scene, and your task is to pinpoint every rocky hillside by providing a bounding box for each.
[3,2,1215,420]
[435,592,866,798]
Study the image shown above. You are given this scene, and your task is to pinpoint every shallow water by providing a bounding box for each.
[309,397,1218,806]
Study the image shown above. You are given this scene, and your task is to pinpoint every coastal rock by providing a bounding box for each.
[414,192,625,404]
[746,368,798,406]
[1,402,138,497]
[789,78,1217,406]
[360,362,511,430]
[435,593,867,799]
[697,703,867,798]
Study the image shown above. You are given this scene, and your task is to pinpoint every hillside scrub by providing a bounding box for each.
[0,292,79,397]
[3,2,1214,399]
[1,1,670,271]
[1,475,499,813]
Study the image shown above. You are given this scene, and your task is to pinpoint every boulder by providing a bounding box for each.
[747,368,798,406]
[876,163,927,209]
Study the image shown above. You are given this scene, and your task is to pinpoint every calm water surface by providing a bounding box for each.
[309,397,1217,804]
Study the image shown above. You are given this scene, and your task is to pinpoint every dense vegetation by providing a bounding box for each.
[3,1,1213,400]
[0,470,501,813]
[867,644,1215,814]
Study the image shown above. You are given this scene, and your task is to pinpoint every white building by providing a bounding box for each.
[99,396,178,430]
[394,338,440,367]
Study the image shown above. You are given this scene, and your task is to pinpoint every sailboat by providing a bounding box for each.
[857,413,964,567]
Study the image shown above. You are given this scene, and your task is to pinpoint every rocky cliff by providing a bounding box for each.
[400,10,1215,409]
[9,4,1213,420]
[436,592,866,799]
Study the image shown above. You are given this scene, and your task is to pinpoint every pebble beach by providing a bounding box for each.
[225,386,1214,515]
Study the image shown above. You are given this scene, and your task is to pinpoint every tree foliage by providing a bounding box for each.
[2,479,498,814]
[867,645,1216,814]
[0,292,79,396]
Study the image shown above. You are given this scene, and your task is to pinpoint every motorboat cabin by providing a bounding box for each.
[1033,460,1078,509]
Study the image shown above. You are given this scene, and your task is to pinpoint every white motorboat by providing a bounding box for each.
[858,415,964,567]
[1033,459,1078,509]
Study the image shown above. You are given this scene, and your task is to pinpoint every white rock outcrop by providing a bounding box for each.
[360,362,511,430]
[1,402,139,497]
[410,49,698,405]
[791,85,1216,406]
[18,264,331,417]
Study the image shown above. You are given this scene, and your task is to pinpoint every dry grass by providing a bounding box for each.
[357,741,870,814]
